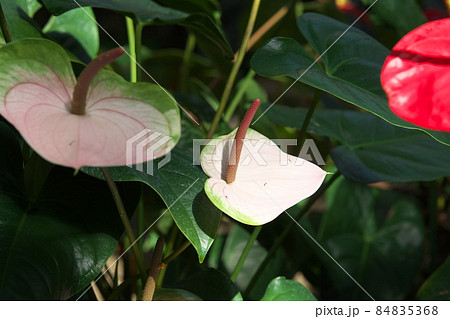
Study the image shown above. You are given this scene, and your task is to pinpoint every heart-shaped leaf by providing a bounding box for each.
[0,38,180,169]
[317,177,424,300]
[250,13,450,146]
[82,150,222,263]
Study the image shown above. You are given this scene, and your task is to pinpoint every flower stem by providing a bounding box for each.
[142,237,165,301]
[180,32,196,92]
[226,98,260,184]
[244,172,341,296]
[230,226,262,282]
[72,48,125,115]
[100,167,147,286]
[224,70,256,122]
[0,2,12,43]
[298,90,321,148]
[162,240,191,265]
[125,17,137,83]
[135,23,144,82]
[207,0,261,139]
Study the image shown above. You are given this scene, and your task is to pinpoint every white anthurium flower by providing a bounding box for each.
[200,99,327,226]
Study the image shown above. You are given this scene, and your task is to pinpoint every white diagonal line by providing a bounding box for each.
[252,180,376,301]
[252,0,380,125]
[71,0,200,126]
[76,178,200,301]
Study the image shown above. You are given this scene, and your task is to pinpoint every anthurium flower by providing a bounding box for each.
[200,99,326,226]
[381,18,450,132]
[0,39,180,169]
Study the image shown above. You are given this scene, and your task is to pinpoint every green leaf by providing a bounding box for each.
[40,0,233,59]
[0,123,140,300]
[417,256,450,301]
[13,0,41,17]
[317,177,424,300]
[250,13,450,147]
[153,287,202,301]
[81,150,222,263]
[166,268,240,301]
[1,0,42,41]
[157,0,220,19]
[266,105,450,183]
[261,277,317,301]
[361,0,426,36]
[43,7,99,62]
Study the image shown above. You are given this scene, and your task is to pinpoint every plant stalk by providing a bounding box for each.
[230,226,262,282]
[298,90,321,148]
[100,167,147,286]
[162,240,191,265]
[224,70,256,122]
[125,17,137,83]
[207,0,261,139]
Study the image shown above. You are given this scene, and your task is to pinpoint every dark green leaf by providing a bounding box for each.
[81,150,222,263]
[14,0,42,17]
[417,256,450,301]
[0,123,140,300]
[166,268,240,301]
[261,277,317,301]
[361,0,426,36]
[43,7,99,62]
[40,0,233,58]
[266,105,450,183]
[317,177,424,300]
[250,13,450,147]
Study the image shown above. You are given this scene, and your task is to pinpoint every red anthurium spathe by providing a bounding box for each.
[0,39,180,169]
[200,99,327,226]
[381,18,450,132]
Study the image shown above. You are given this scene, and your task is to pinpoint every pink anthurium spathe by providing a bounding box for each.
[200,99,327,226]
[381,18,450,132]
[0,39,180,169]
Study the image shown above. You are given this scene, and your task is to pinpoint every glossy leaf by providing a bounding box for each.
[40,0,233,59]
[14,0,42,17]
[43,7,99,61]
[0,39,180,169]
[0,122,140,300]
[266,104,450,183]
[82,150,222,263]
[318,177,424,300]
[417,256,450,301]
[251,13,450,146]
[260,277,317,301]
[381,18,450,132]
[201,128,326,225]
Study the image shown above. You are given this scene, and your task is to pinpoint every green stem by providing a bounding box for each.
[224,70,256,122]
[180,32,196,92]
[206,0,261,138]
[162,240,191,265]
[135,23,144,82]
[136,188,145,254]
[0,2,11,43]
[298,90,321,148]
[244,172,341,296]
[125,17,137,83]
[230,226,262,282]
[100,167,147,286]
[156,225,179,287]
